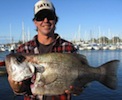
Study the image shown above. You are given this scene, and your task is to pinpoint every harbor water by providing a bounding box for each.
[0,50,122,100]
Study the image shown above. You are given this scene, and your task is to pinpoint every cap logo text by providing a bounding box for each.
[37,3,50,9]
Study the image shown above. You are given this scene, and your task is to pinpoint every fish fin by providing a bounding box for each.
[70,53,88,64]
[99,60,119,90]
[44,73,58,85]
[35,67,58,85]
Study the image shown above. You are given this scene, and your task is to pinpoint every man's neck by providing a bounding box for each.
[37,32,55,45]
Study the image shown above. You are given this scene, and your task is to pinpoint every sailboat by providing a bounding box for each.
[7,24,15,52]
[108,30,117,50]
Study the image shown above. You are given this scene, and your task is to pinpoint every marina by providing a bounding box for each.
[72,29,122,51]
[72,41,122,51]
[0,50,122,100]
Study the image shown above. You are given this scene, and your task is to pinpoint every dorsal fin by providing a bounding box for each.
[70,53,88,64]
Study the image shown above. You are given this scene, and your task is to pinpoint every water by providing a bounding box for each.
[0,50,122,100]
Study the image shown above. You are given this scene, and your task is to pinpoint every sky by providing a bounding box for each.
[0,0,122,44]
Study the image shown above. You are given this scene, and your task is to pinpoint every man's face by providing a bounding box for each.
[34,10,56,35]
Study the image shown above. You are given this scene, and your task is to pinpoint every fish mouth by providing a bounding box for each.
[10,58,35,82]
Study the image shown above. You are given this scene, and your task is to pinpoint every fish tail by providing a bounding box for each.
[99,60,119,90]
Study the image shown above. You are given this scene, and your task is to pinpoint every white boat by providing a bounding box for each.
[7,44,16,52]
[86,45,93,50]
[119,45,122,49]
[79,46,85,50]
[102,46,108,50]
[92,44,100,50]
[93,46,100,50]
[101,44,109,50]
[108,45,117,50]
[0,47,6,52]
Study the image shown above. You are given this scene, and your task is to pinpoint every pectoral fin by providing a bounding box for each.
[44,73,58,85]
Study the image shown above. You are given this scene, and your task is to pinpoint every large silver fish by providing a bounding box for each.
[5,53,119,96]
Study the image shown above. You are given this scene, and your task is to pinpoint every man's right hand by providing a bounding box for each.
[8,75,26,94]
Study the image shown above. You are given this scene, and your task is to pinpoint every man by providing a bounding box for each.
[8,0,83,100]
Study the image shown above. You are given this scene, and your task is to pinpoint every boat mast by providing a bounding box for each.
[22,21,25,43]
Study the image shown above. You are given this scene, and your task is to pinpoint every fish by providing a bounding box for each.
[5,53,119,96]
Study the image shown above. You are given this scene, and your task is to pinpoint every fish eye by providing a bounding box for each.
[35,65,45,73]
[16,55,26,63]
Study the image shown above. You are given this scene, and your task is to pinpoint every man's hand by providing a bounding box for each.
[8,75,26,94]
[65,86,84,96]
